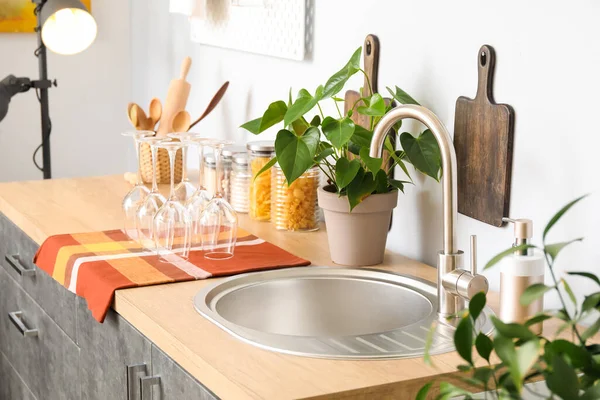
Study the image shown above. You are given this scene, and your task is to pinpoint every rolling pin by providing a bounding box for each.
[156,56,192,137]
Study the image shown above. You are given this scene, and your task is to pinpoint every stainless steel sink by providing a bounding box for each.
[194,267,494,359]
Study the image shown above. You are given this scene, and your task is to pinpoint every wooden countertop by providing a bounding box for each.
[0,175,538,399]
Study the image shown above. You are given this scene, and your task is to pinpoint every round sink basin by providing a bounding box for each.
[194,267,494,360]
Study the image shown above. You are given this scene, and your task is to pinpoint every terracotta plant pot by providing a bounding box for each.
[317,185,398,266]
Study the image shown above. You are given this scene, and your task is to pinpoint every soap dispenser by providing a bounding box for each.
[499,217,545,333]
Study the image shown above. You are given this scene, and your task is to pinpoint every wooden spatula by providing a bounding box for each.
[344,34,395,172]
[453,45,515,227]
[157,57,192,137]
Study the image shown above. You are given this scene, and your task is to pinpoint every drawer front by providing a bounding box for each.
[0,212,77,342]
[0,267,80,400]
[149,345,218,400]
[77,298,152,400]
[0,351,37,400]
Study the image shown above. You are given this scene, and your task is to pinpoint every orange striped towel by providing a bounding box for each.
[33,229,310,323]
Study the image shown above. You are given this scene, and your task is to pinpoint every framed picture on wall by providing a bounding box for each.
[0,0,92,33]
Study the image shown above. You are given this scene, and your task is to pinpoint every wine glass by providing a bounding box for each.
[122,130,154,241]
[136,136,171,249]
[200,139,237,260]
[185,136,219,249]
[153,141,192,261]
[167,132,197,202]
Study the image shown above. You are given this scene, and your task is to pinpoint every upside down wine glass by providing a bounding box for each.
[200,139,237,260]
[185,136,218,249]
[154,141,191,261]
[136,136,171,249]
[167,132,197,202]
[121,130,153,241]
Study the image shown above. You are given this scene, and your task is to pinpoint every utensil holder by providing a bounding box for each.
[140,142,183,184]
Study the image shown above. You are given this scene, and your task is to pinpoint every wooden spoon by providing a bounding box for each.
[130,103,152,130]
[148,98,162,129]
[188,81,229,130]
[172,110,191,132]
[127,103,136,127]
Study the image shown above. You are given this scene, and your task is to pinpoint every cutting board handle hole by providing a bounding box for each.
[480,51,487,67]
[366,40,372,56]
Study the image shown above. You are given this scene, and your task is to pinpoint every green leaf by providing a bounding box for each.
[582,317,600,342]
[252,156,277,182]
[385,137,413,182]
[475,333,493,362]
[436,382,472,400]
[400,129,441,180]
[322,117,355,149]
[582,292,600,313]
[386,86,420,105]
[544,238,584,261]
[543,194,588,241]
[469,291,487,321]
[291,116,310,136]
[492,316,537,341]
[415,382,432,400]
[567,271,600,286]
[454,316,474,365]
[494,335,535,392]
[473,367,494,385]
[515,339,540,383]
[484,244,537,270]
[562,279,577,307]
[389,179,407,193]
[322,47,362,99]
[524,313,552,328]
[284,89,320,126]
[314,147,334,163]
[240,100,287,134]
[359,147,383,173]
[332,96,345,102]
[357,93,386,116]
[335,158,361,189]
[346,168,376,211]
[309,115,321,127]
[374,169,389,194]
[423,322,437,367]
[550,339,591,368]
[520,283,553,306]
[581,383,600,400]
[349,125,373,148]
[546,354,579,400]
[274,127,319,184]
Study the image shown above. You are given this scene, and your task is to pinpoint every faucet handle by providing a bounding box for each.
[470,235,477,275]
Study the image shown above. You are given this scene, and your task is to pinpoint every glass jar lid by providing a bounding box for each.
[205,154,232,168]
[233,153,249,166]
[246,140,275,154]
[222,145,246,159]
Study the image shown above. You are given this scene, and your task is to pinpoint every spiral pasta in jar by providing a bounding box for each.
[247,141,275,221]
[271,164,320,231]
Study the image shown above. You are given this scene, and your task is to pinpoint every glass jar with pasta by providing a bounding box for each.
[271,164,320,231]
[247,141,275,221]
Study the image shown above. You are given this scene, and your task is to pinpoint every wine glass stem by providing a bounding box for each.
[214,146,224,198]
[168,148,177,200]
[197,145,205,189]
[135,138,144,186]
[182,147,188,183]
[151,144,159,192]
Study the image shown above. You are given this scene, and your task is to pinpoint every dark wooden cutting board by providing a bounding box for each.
[453,45,515,227]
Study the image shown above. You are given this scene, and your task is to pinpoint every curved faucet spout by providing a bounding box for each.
[369,104,457,255]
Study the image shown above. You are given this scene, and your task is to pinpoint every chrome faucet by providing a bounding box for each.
[369,104,488,318]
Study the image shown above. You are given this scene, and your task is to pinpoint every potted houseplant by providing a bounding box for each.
[420,195,600,399]
[241,47,442,266]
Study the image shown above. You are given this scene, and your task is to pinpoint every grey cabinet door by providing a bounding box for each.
[149,345,218,400]
[77,298,151,400]
[0,351,37,400]
[0,267,80,400]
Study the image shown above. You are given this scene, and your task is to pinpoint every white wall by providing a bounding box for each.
[133,0,600,308]
[0,0,132,181]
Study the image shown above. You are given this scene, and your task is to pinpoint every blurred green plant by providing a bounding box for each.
[420,195,600,400]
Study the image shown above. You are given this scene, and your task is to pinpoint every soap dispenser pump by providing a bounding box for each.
[499,217,545,333]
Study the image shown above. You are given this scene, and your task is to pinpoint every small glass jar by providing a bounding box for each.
[230,154,250,213]
[222,145,246,202]
[204,154,230,197]
[247,141,275,221]
[271,164,320,231]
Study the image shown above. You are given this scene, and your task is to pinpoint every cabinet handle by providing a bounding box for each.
[5,254,36,277]
[140,375,161,400]
[127,363,147,400]
[8,311,39,337]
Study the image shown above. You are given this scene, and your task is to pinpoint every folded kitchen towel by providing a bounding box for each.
[34,229,310,323]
